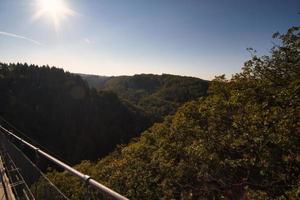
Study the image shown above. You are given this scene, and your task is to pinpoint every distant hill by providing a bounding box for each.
[81,73,209,119]
[0,63,151,164]
[78,73,110,89]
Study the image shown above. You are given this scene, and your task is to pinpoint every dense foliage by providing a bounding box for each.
[82,74,209,120]
[41,26,300,199]
[0,64,150,164]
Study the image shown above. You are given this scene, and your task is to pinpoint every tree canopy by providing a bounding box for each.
[82,73,209,120]
[40,26,300,199]
[0,64,151,164]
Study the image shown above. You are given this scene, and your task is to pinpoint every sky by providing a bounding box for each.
[0,0,299,80]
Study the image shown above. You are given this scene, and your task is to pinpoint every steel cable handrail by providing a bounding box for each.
[0,125,129,200]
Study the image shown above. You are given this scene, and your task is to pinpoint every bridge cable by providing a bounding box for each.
[0,115,72,165]
[0,124,129,200]
[5,136,70,199]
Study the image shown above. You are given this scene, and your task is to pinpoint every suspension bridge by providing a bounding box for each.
[0,117,128,200]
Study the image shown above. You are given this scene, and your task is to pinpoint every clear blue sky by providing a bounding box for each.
[0,0,299,79]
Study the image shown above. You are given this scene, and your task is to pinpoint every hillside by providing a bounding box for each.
[81,74,209,120]
[0,63,151,164]
[39,26,300,199]
[79,74,110,89]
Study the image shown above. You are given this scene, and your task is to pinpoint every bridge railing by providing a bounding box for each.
[0,125,128,200]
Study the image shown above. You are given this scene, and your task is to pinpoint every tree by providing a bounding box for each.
[39,26,300,199]
[0,64,151,164]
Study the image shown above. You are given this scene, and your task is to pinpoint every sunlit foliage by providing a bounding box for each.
[82,73,209,120]
[40,26,300,199]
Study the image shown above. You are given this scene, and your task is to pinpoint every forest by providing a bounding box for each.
[0,63,208,164]
[0,26,299,199]
[81,73,209,120]
[0,64,150,163]
[34,26,300,199]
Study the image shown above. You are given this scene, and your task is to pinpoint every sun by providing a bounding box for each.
[33,0,75,31]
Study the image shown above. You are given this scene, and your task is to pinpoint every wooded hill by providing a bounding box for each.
[81,73,209,120]
[0,64,208,164]
[37,26,300,199]
[0,64,151,164]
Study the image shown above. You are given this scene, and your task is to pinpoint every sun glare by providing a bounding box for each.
[33,0,75,31]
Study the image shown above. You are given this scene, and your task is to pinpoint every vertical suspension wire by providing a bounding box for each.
[0,129,35,200]
[5,137,70,200]
[0,124,129,200]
